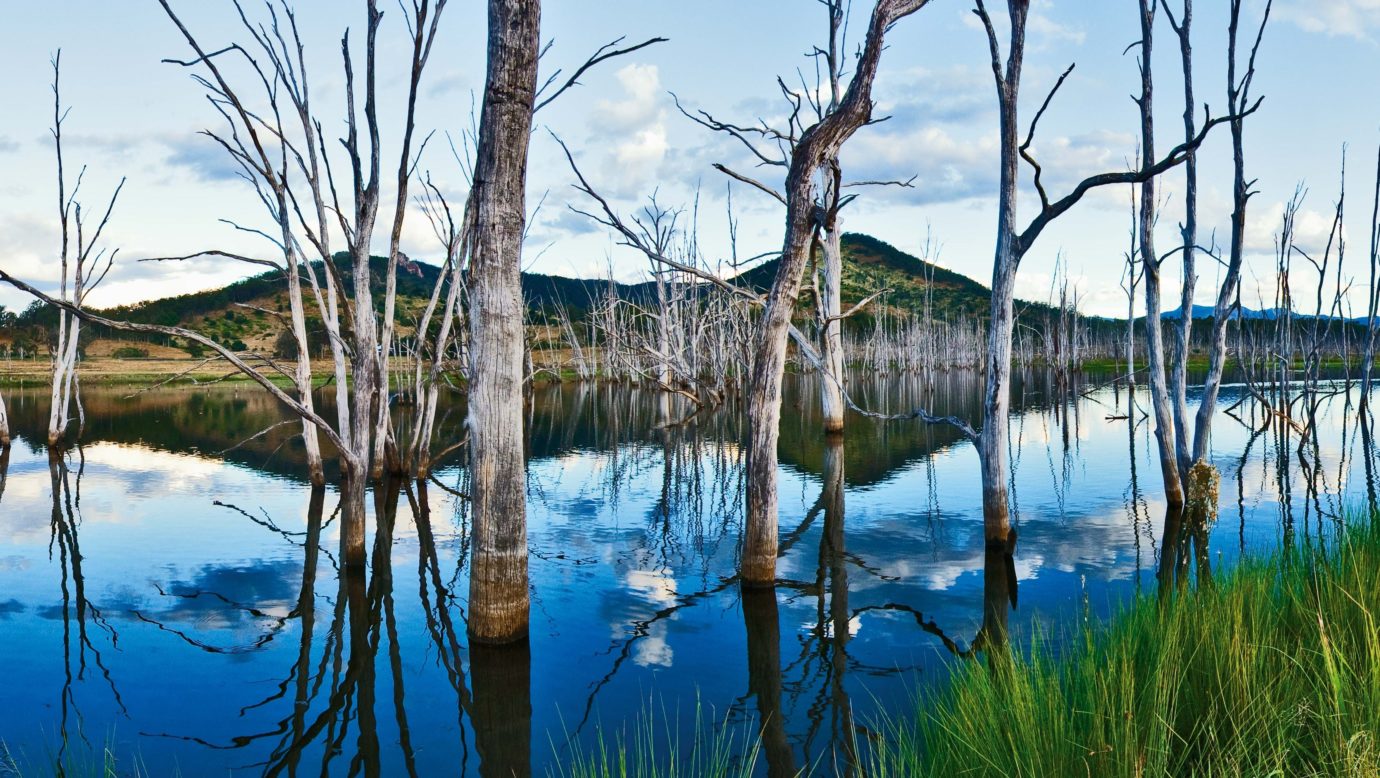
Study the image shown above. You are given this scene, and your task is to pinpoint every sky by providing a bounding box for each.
[0,0,1377,318]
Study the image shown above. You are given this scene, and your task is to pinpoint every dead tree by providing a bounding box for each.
[44,53,124,448]
[969,0,1242,545]
[0,392,9,448]
[1363,144,1380,402]
[729,0,931,586]
[1145,0,1270,504]
[466,0,541,645]
[1135,0,1187,508]
[155,0,443,561]
[407,179,474,479]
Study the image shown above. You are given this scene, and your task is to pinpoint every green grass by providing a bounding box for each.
[877,516,1380,777]
[1,735,159,778]
[552,700,759,778]
[562,514,1380,777]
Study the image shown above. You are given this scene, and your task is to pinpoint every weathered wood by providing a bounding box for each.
[467,0,541,644]
[971,0,1236,543]
[1164,0,1198,480]
[742,0,931,586]
[1137,0,1187,510]
[1191,0,1270,465]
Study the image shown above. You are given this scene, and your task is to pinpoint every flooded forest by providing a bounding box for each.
[4,0,1380,776]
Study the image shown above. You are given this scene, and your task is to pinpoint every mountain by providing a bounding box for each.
[1160,304,1359,323]
[0,234,1055,357]
[740,233,1004,321]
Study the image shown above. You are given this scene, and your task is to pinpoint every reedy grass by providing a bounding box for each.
[551,699,760,778]
[877,515,1380,777]
[0,735,158,778]
[561,515,1380,777]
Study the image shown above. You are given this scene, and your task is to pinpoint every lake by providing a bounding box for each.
[0,369,1367,775]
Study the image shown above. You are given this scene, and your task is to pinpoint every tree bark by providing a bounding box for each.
[1191,0,1266,464]
[742,0,929,586]
[977,2,1024,546]
[1137,0,1187,510]
[467,0,540,643]
[820,222,846,434]
[1167,0,1198,481]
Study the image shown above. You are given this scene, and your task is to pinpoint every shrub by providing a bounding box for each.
[111,346,149,359]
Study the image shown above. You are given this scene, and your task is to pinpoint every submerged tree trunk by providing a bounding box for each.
[820,221,846,435]
[742,0,929,587]
[1137,0,1187,510]
[471,641,533,777]
[1191,0,1267,465]
[467,0,540,644]
[977,8,1022,546]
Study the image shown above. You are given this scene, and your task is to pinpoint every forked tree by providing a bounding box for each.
[1139,0,1270,513]
[961,0,1243,546]
[44,53,125,449]
[564,0,989,585]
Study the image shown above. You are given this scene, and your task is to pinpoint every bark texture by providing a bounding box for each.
[467,0,540,643]
[819,221,846,434]
[1137,0,1187,510]
[742,0,930,586]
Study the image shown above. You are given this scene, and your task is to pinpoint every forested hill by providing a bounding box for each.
[738,233,1005,321]
[0,234,1058,355]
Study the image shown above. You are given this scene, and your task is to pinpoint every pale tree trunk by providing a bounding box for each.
[281,205,325,487]
[976,6,1023,546]
[1191,0,1266,465]
[1363,145,1380,403]
[742,0,930,587]
[467,0,540,644]
[971,0,1232,547]
[820,220,846,435]
[1167,0,1197,480]
[1136,0,1187,510]
[0,391,10,447]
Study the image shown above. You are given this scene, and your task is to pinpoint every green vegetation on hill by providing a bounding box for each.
[0,234,1109,356]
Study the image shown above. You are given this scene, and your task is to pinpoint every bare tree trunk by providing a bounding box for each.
[0,391,9,448]
[1190,0,1269,464]
[976,2,1023,547]
[970,0,1234,545]
[1137,0,1187,510]
[1363,145,1380,403]
[467,0,539,644]
[742,0,929,587]
[1166,0,1197,481]
[820,221,846,434]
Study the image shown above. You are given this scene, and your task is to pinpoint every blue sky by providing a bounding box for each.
[0,0,1376,317]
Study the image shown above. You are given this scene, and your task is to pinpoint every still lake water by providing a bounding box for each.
[0,370,1368,775]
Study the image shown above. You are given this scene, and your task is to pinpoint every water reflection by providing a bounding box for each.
[0,370,1372,775]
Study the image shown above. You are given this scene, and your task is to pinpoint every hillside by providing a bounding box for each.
[0,234,1059,358]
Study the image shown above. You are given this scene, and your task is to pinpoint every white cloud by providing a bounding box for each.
[586,63,669,197]
[1277,0,1380,39]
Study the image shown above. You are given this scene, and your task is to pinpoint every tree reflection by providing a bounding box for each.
[46,448,125,765]
[741,584,795,778]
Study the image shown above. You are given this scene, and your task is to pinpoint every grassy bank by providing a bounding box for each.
[567,516,1380,777]
[877,517,1380,777]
